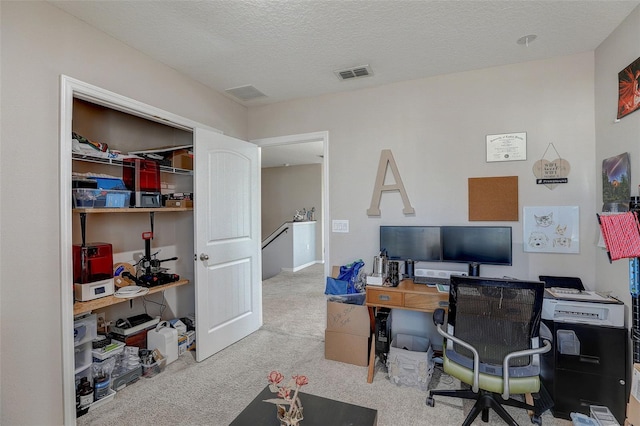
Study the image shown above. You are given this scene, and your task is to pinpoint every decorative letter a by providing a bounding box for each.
[367,150,415,216]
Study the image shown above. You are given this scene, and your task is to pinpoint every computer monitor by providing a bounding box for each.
[379,226,441,261]
[441,226,512,276]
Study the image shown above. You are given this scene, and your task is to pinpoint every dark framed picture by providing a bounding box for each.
[617,56,640,119]
[602,152,630,212]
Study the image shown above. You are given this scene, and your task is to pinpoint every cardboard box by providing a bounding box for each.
[324,299,371,366]
[165,199,193,208]
[325,330,370,366]
[171,149,193,170]
[326,300,370,336]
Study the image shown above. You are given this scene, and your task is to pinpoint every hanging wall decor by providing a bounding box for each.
[367,149,415,217]
[523,206,579,254]
[617,56,640,119]
[468,176,518,221]
[532,143,570,190]
[602,152,631,212]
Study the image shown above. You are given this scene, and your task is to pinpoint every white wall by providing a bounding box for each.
[262,163,323,259]
[249,53,599,287]
[0,2,247,424]
[594,6,640,313]
[292,221,316,268]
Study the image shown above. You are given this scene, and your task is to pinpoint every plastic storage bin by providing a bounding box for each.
[387,333,434,391]
[73,188,131,208]
[74,342,93,372]
[325,292,366,305]
[91,340,125,361]
[112,365,143,391]
[141,358,166,378]
[74,314,97,346]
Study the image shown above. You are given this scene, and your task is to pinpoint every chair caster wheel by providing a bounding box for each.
[530,414,541,425]
[426,396,435,407]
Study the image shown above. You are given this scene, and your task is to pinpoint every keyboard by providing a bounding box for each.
[413,276,450,286]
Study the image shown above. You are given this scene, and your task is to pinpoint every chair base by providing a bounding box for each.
[427,388,540,426]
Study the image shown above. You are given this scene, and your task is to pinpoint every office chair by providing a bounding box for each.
[427,275,551,426]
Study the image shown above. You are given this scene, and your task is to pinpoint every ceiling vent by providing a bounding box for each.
[334,65,374,81]
[225,85,267,101]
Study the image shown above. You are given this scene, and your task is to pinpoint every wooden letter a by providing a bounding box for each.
[367,150,415,216]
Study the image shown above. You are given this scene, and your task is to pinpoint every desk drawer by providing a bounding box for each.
[366,289,403,307]
[404,293,447,311]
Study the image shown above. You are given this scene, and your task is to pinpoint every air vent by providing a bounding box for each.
[225,85,267,101]
[334,65,374,81]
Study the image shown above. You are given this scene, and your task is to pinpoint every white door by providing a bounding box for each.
[194,128,262,362]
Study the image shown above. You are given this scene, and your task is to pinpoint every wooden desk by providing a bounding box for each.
[365,279,449,383]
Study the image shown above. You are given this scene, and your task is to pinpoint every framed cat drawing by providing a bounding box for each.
[523,206,579,254]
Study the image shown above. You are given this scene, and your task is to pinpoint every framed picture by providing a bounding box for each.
[523,206,579,254]
[486,132,526,162]
[617,56,640,119]
[602,152,630,212]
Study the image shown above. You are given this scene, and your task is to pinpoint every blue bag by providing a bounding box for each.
[324,277,349,295]
[337,259,365,294]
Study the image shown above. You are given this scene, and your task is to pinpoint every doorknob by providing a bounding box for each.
[200,253,209,261]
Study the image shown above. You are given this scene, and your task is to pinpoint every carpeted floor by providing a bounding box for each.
[77,263,572,425]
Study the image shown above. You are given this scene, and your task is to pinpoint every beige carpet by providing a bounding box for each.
[77,264,572,426]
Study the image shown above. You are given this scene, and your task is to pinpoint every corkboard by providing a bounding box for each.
[468,176,518,221]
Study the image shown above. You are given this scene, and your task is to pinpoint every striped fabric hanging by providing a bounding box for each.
[597,212,640,261]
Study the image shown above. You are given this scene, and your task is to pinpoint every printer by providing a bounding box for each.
[539,275,624,328]
[539,275,628,423]
[541,293,624,327]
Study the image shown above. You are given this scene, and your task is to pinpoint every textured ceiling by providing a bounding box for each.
[51,0,639,108]
[49,0,639,167]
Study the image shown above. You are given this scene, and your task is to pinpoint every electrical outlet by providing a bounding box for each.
[332,220,349,233]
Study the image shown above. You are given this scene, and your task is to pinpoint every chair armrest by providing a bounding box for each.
[433,308,445,326]
[436,323,481,393]
[501,339,551,400]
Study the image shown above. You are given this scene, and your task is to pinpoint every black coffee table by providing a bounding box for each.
[230,385,378,425]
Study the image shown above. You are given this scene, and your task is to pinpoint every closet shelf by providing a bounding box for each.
[73,207,192,214]
[72,153,193,175]
[73,279,190,316]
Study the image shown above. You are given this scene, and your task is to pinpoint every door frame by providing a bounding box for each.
[59,75,222,425]
[251,132,330,279]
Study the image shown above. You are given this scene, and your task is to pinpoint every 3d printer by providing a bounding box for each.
[121,231,180,287]
[123,158,162,208]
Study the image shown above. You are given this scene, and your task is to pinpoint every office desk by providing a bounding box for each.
[365,279,448,383]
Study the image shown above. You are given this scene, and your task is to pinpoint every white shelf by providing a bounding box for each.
[72,153,193,175]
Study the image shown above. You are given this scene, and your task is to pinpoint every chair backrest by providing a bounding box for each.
[446,275,545,373]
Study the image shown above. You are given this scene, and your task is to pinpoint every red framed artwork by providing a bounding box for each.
[618,56,640,119]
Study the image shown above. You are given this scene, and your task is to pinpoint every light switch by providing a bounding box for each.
[332,220,349,233]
